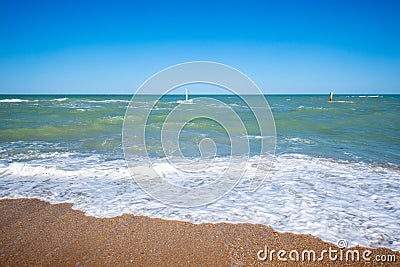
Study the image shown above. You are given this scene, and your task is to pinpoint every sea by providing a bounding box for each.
[0,94,399,251]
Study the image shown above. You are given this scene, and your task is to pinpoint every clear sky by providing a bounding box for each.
[0,0,399,94]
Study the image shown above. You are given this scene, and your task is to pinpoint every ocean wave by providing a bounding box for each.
[99,116,124,123]
[87,99,130,103]
[176,100,194,104]
[286,137,314,144]
[332,100,354,103]
[297,106,327,110]
[0,98,70,103]
[52,98,68,101]
[3,162,61,176]
[358,95,382,98]
[0,98,30,103]
[2,150,75,162]
[0,153,399,250]
[245,135,274,139]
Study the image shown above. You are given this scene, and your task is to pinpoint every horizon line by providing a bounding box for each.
[0,93,398,96]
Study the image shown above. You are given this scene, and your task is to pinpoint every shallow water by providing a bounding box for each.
[0,94,399,250]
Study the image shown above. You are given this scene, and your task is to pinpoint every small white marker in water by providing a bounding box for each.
[185,88,189,102]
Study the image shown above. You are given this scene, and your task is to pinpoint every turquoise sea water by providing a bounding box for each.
[0,94,398,165]
[0,94,399,250]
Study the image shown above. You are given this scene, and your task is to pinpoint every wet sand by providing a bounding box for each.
[0,198,398,266]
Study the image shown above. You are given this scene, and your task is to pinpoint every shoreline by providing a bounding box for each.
[0,198,398,266]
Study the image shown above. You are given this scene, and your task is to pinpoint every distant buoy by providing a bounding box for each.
[329,91,333,102]
[185,88,189,102]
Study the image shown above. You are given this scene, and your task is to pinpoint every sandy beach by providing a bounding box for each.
[1,0,399,265]
[0,198,398,266]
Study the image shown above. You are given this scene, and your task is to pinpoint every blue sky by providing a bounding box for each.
[0,0,399,94]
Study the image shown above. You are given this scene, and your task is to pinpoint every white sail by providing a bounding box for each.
[177,88,192,104]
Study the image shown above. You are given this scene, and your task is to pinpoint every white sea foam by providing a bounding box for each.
[7,151,74,162]
[0,98,29,103]
[87,99,130,103]
[176,100,194,104]
[0,154,399,251]
[358,95,381,98]
[297,106,329,110]
[52,98,68,101]
[287,137,314,144]
[245,135,273,139]
[333,100,354,103]
[228,103,245,107]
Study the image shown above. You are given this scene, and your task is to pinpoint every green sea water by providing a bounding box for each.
[1,94,400,250]
[0,94,398,165]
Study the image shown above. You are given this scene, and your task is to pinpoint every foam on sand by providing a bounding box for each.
[0,153,399,250]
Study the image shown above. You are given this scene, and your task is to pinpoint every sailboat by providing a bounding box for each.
[177,88,193,103]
